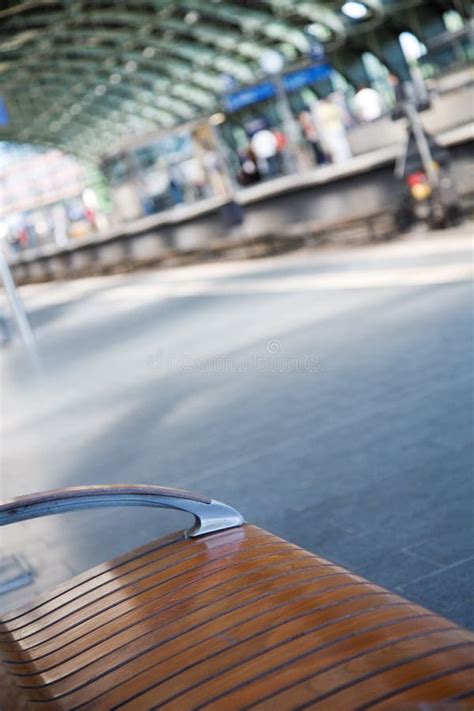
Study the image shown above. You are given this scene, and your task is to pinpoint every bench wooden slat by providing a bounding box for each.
[1,524,473,710]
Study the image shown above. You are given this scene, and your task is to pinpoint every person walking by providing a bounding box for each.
[313,95,352,164]
[298,109,328,165]
[353,84,385,122]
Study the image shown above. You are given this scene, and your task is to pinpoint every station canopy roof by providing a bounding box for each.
[0,0,460,159]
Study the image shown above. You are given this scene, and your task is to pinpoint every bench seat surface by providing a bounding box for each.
[1,524,473,709]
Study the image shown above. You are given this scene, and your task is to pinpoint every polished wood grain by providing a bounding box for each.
[1,524,473,710]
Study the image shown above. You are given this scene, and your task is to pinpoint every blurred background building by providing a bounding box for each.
[0,142,110,250]
[0,0,472,255]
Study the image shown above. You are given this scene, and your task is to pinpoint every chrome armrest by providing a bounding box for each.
[0,484,244,538]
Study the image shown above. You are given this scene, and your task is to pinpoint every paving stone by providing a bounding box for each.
[398,557,474,628]
[0,553,33,594]
[1,231,472,630]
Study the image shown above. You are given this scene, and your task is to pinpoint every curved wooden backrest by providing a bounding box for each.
[1,524,473,710]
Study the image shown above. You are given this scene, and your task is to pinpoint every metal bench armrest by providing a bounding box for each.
[0,484,244,537]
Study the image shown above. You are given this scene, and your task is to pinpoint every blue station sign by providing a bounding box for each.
[0,98,9,127]
[283,63,332,92]
[224,63,332,112]
[224,82,276,112]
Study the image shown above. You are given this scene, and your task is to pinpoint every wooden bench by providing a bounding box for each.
[0,485,473,709]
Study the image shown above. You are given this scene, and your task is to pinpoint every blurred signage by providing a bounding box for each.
[0,98,9,126]
[224,63,332,112]
[284,63,331,92]
[224,82,276,112]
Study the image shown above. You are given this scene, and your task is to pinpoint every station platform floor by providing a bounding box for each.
[1,224,473,628]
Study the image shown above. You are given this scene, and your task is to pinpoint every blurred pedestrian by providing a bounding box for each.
[313,95,352,164]
[169,165,184,204]
[331,90,356,129]
[84,206,97,231]
[389,73,406,119]
[250,127,280,178]
[6,230,20,255]
[237,147,260,186]
[18,225,29,250]
[298,109,328,165]
[353,85,384,122]
[0,310,9,347]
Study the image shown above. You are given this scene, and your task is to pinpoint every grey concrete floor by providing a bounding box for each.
[0,225,473,628]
